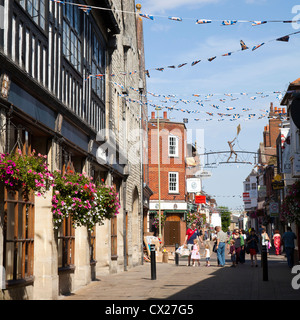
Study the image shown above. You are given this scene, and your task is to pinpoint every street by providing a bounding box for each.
[62,248,300,300]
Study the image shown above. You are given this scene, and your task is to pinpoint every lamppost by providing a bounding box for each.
[156,106,162,240]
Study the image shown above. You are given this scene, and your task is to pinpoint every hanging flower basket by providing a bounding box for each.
[152,212,166,229]
[186,211,204,228]
[51,170,120,231]
[0,150,53,200]
[281,180,300,225]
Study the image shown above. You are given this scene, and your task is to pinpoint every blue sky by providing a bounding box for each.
[138,0,300,211]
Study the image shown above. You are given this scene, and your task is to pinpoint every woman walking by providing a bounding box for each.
[247,229,259,267]
[261,227,270,253]
[273,230,281,255]
[239,229,247,263]
[227,229,244,266]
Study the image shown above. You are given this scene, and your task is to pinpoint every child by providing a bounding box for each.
[204,243,211,267]
[191,239,200,266]
[228,239,236,267]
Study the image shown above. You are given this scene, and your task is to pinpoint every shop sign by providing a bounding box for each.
[269,202,279,217]
[195,195,206,204]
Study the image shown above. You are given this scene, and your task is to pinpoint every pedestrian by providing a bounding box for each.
[239,229,247,263]
[211,231,220,265]
[228,239,236,267]
[204,243,211,267]
[215,226,228,267]
[282,226,297,268]
[272,229,282,255]
[227,228,244,266]
[184,222,202,266]
[261,227,270,253]
[246,229,259,267]
[191,239,201,266]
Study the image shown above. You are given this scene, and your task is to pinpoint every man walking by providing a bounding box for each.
[282,226,297,268]
[215,226,228,267]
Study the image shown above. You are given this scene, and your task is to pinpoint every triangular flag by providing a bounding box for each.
[237,124,241,136]
[222,20,237,25]
[78,5,92,14]
[178,63,187,68]
[139,13,154,20]
[252,43,265,51]
[208,56,216,62]
[168,16,182,21]
[251,21,267,26]
[196,19,212,24]
[191,60,201,66]
[276,35,289,42]
[222,52,232,56]
[240,40,248,50]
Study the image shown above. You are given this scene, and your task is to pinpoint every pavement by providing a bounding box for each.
[61,246,300,301]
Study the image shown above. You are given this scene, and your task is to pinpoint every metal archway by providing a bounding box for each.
[197,151,277,168]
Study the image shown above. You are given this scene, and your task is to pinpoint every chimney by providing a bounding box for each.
[283,108,286,114]
[274,107,278,113]
[151,111,155,119]
[163,111,168,119]
[270,102,273,113]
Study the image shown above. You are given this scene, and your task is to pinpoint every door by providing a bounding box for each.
[164,221,180,245]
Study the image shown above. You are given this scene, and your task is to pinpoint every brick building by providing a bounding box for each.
[148,111,188,247]
[245,102,286,233]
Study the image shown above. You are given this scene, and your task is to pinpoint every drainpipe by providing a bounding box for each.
[123,180,127,271]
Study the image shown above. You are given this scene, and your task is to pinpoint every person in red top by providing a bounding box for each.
[184,222,203,266]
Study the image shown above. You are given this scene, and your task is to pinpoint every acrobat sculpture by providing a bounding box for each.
[227,137,238,162]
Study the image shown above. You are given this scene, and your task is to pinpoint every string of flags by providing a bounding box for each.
[143,30,300,77]
[83,30,300,80]
[51,0,300,27]
[50,1,300,80]
[107,82,290,122]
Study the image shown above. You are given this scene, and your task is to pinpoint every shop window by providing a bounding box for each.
[3,128,34,286]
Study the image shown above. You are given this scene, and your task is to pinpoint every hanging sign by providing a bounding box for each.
[195,195,206,204]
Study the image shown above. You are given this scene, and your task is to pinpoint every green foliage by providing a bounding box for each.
[219,206,231,232]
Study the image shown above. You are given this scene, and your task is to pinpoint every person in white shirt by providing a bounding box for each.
[204,243,211,267]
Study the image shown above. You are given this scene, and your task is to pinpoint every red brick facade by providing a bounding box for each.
[148,111,188,246]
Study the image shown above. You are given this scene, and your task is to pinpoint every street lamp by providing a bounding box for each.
[156,106,162,240]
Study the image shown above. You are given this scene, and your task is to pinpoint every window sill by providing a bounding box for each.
[6,276,35,289]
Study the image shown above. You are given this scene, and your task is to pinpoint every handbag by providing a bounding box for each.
[213,243,217,253]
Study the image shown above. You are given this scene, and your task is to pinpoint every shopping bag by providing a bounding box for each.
[176,245,190,257]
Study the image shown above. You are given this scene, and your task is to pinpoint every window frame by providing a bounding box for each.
[18,0,46,30]
[168,135,179,157]
[3,129,35,287]
[168,172,179,194]
[62,4,82,73]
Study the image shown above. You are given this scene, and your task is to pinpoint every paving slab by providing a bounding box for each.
[62,250,300,300]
